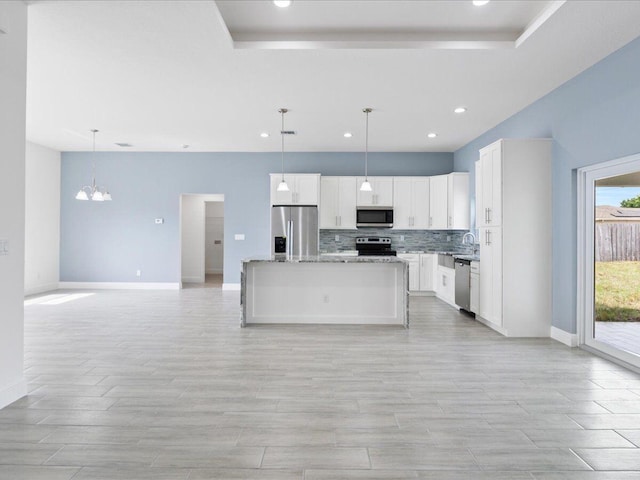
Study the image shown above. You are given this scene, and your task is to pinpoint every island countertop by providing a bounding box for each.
[242,255,407,264]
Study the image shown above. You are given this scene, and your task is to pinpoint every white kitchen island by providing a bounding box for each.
[241,255,409,327]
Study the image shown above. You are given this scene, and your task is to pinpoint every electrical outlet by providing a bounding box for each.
[235,234,245,240]
[155,218,164,224]
[447,235,451,242]
[136,270,141,277]
[335,235,340,242]
[400,235,405,242]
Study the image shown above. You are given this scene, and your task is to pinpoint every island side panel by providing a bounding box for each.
[244,261,406,325]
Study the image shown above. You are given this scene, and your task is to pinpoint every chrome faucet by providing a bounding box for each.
[462,232,478,254]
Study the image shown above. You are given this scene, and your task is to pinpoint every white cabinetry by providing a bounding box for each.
[470,261,479,314]
[429,173,469,230]
[270,174,320,206]
[436,265,455,305]
[356,177,393,206]
[397,253,437,293]
[447,173,470,230]
[393,177,430,229]
[429,175,448,229]
[419,254,436,292]
[476,142,502,228]
[397,254,421,291]
[475,139,551,337]
[320,177,357,229]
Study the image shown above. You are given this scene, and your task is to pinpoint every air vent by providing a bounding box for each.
[115,142,133,147]
[280,130,296,135]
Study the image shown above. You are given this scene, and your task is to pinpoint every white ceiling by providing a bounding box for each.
[25,0,640,153]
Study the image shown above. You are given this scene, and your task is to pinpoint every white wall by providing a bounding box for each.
[180,194,223,283]
[25,141,61,296]
[0,2,28,409]
[205,202,224,274]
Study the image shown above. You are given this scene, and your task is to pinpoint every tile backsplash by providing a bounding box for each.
[320,229,475,253]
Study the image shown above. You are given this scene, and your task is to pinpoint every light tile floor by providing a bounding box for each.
[4,288,640,478]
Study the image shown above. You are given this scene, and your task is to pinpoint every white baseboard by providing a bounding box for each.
[409,291,436,297]
[181,276,203,283]
[59,282,180,290]
[0,378,27,410]
[222,283,241,291]
[475,314,508,336]
[551,326,578,347]
[24,282,59,297]
[435,294,459,309]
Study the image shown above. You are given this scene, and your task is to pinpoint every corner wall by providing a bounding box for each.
[25,141,61,296]
[453,35,640,336]
[0,2,27,409]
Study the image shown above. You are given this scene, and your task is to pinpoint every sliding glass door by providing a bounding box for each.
[578,154,640,367]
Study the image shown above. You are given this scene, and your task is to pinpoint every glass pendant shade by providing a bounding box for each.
[76,190,89,200]
[360,180,372,192]
[92,190,104,201]
[277,180,290,192]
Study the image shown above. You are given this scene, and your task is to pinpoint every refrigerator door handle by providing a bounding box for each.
[286,220,293,256]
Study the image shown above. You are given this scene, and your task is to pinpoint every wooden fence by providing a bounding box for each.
[596,223,640,261]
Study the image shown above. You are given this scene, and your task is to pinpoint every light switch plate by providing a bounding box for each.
[235,234,245,240]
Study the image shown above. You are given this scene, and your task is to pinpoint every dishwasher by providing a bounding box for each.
[454,258,471,312]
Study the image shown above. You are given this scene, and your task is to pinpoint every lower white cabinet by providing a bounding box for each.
[470,261,479,314]
[419,254,436,292]
[397,253,436,292]
[436,265,455,305]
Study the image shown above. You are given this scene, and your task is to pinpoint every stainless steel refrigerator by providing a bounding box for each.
[271,206,319,256]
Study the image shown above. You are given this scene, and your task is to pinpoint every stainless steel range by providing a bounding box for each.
[355,237,396,256]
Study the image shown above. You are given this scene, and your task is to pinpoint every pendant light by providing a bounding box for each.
[276,108,290,192]
[75,129,112,201]
[360,108,373,192]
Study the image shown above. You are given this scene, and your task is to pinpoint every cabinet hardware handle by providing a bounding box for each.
[338,216,341,226]
[429,217,433,227]
[487,207,491,223]
[449,216,452,227]
[335,216,338,226]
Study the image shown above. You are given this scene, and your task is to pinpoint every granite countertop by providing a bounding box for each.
[453,254,481,262]
[243,255,408,264]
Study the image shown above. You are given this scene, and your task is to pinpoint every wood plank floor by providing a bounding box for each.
[4,288,640,478]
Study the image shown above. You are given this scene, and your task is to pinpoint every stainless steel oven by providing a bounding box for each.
[356,207,393,228]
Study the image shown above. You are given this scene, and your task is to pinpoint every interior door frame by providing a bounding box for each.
[577,152,640,368]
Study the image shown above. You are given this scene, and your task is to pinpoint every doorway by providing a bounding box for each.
[578,154,640,367]
[179,194,224,288]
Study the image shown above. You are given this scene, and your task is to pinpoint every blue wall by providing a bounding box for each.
[60,152,453,284]
[454,35,640,335]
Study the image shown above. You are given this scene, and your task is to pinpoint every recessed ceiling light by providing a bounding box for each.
[260,132,270,138]
[454,107,467,114]
[472,0,490,6]
[427,133,437,138]
[273,0,292,7]
[344,132,353,138]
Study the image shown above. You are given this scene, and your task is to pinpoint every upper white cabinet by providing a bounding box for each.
[448,173,470,230]
[393,177,430,229]
[476,142,502,227]
[429,173,469,230]
[356,177,393,207]
[270,174,320,206]
[475,139,551,337]
[320,177,357,229]
[429,175,448,229]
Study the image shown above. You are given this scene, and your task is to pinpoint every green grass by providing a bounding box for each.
[595,261,640,322]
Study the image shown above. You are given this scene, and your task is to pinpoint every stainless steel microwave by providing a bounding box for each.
[356,207,393,228]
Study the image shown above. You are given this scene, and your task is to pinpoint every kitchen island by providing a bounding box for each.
[241,255,408,327]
